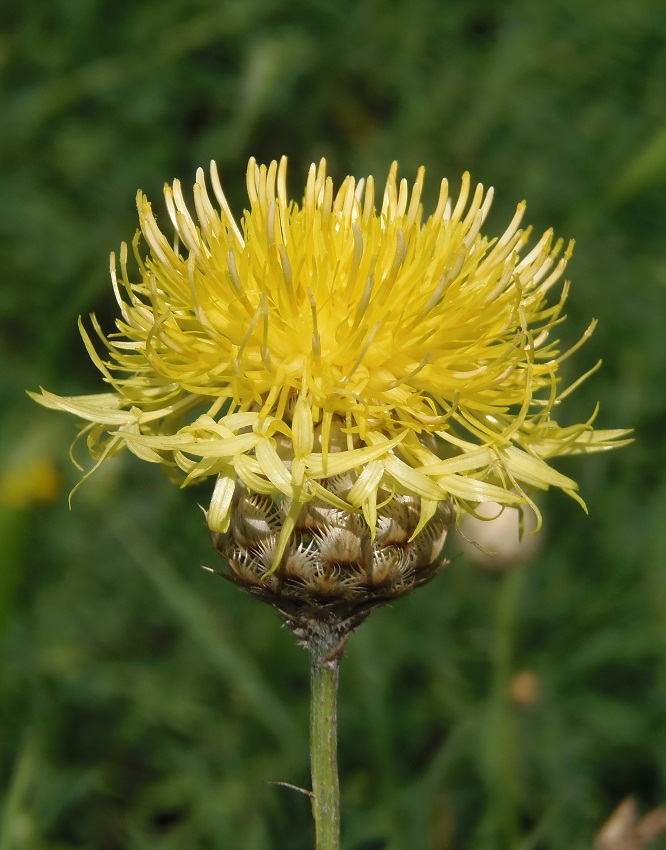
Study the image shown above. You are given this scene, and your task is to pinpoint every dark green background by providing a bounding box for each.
[2,1,665,847]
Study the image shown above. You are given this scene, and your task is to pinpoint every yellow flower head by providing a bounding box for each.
[32,157,630,567]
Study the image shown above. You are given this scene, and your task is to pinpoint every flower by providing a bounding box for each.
[0,457,60,509]
[31,157,630,573]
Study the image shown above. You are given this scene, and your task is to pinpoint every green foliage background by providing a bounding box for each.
[1,1,665,847]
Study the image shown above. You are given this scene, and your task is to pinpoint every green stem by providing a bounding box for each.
[309,634,341,850]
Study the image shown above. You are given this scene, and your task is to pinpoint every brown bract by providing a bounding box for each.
[209,474,453,652]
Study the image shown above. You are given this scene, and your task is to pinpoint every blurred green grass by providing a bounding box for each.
[2,0,665,847]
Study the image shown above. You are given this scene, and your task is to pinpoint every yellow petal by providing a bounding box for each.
[420,447,495,476]
[383,454,446,500]
[305,436,403,478]
[255,438,294,497]
[438,474,525,504]
[29,389,133,425]
[347,460,384,507]
[207,472,235,533]
[292,393,314,457]
[410,497,438,540]
[502,446,578,491]
[234,454,277,494]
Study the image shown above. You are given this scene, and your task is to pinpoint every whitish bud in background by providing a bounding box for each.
[458,502,541,571]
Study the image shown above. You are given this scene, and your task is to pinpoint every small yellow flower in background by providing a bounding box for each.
[30,157,631,574]
[0,457,60,510]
